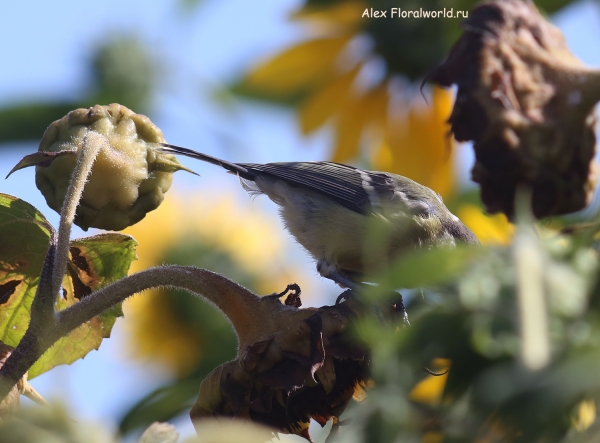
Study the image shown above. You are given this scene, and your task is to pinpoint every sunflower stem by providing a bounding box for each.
[51,131,105,304]
[0,132,105,403]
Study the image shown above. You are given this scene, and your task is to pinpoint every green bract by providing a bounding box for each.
[35,104,191,230]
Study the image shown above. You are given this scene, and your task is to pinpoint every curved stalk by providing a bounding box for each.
[0,265,281,401]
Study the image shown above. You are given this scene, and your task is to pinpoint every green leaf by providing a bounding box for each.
[30,233,137,378]
[370,245,484,297]
[0,194,137,378]
[0,102,81,145]
[0,194,54,348]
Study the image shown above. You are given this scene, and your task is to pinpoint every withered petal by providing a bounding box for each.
[256,359,306,392]
[315,357,336,394]
[249,382,275,414]
[242,338,273,372]
[325,334,366,361]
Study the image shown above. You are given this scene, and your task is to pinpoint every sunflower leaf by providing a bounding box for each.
[0,194,137,378]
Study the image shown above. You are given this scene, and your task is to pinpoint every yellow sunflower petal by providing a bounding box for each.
[122,188,292,374]
[371,135,394,171]
[299,66,360,134]
[332,98,365,162]
[457,204,514,246]
[333,84,388,163]
[244,36,353,96]
[409,358,451,407]
[374,87,454,197]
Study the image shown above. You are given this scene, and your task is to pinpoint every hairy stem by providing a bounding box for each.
[0,265,268,401]
[0,330,47,403]
[57,266,263,343]
[51,131,106,304]
[0,132,106,402]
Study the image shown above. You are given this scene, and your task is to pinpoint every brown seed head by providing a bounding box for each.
[190,291,370,442]
[429,0,600,218]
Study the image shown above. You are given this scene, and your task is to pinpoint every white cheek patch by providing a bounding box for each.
[395,190,430,214]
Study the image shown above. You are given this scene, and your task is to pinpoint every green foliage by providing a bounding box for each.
[1,2,597,441]
[0,404,114,443]
[369,246,483,296]
[336,220,600,442]
[0,103,83,146]
[0,404,189,443]
[89,36,158,114]
[0,194,136,378]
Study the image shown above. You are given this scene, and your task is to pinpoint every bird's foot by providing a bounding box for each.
[317,260,411,325]
[335,289,356,305]
[328,271,360,291]
[316,260,360,290]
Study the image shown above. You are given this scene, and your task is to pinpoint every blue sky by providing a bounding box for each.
[1,0,600,441]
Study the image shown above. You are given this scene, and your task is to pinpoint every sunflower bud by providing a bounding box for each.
[34,104,192,230]
[428,0,600,219]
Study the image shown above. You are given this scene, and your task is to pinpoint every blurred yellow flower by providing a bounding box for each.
[409,358,451,407]
[572,398,596,432]
[422,432,444,443]
[121,187,309,375]
[124,190,284,276]
[457,204,514,246]
[126,288,202,377]
[372,87,455,197]
[239,1,456,197]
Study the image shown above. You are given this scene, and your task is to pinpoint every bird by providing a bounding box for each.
[158,143,479,292]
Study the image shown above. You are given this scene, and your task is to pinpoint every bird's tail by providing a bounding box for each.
[159,143,255,180]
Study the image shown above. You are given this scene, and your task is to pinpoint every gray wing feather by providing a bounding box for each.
[239,161,398,215]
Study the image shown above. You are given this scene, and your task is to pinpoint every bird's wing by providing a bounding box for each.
[239,161,409,215]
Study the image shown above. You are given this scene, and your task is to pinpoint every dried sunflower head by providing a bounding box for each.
[190,291,370,442]
[428,0,600,219]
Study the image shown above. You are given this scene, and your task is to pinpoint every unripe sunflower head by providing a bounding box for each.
[35,103,192,230]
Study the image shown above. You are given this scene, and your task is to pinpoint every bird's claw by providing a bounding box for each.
[335,289,355,305]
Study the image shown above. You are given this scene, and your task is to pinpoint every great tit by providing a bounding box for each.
[159,144,479,289]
